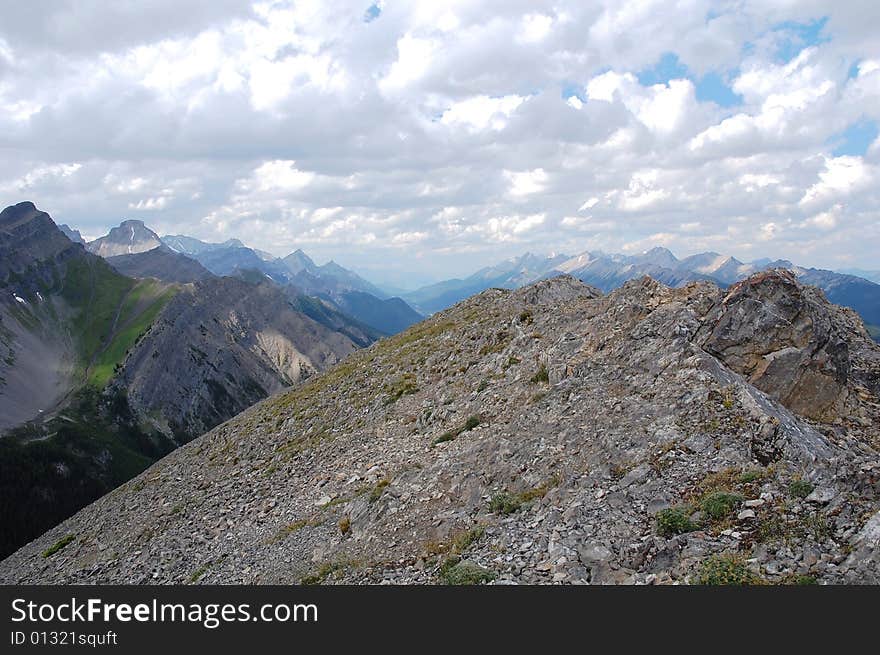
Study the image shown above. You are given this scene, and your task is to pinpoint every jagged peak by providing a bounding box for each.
[0,201,45,226]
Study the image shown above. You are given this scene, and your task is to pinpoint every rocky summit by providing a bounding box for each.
[2,271,879,585]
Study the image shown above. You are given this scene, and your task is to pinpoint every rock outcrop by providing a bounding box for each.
[2,271,878,585]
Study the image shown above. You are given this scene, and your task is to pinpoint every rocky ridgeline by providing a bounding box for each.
[2,271,878,584]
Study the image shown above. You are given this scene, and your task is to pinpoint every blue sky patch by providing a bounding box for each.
[561,81,586,102]
[364,3,381,23]
[695,72,743,108]
[830,119,878,157]
[848,61,861,80]
[772,17,829,62]
[637,53,742,108]
[637,52,688,86]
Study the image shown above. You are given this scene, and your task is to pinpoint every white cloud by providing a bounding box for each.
[241,160,316,193]
[487,213,546,241]
[1,1,879,274]
[518,14,553,43]
[505,169,547,196]
[379,33,435,94]
[440,95,526,131]
[800,156,872,208]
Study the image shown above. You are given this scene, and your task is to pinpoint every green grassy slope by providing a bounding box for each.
[88,280,177,387]
[60,256,135,364]
[0,257,179,558]
[53,257,177,387]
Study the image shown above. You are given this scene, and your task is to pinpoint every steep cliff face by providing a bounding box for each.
[3,271,877,585]
[112,277,363,438]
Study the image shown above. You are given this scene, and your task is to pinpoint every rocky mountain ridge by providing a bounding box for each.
[3,270,878,584]
[404,247,880,340]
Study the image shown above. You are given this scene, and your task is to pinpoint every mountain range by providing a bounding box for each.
[402,247,880,339]
[76,220,423,336]
[3,201,879,582]
[0,202,383,558]
[3,268,878,584]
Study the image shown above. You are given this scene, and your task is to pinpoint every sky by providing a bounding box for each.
[1,1,879,278]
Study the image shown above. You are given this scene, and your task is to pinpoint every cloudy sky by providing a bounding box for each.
[1,1,879,278]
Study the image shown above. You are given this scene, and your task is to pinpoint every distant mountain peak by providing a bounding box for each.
[0,201,42,227]
[161,234,245,256]
[0,202,77,284]
[58,224,85,244]
[282,249,318,275]
[87,220,162,258]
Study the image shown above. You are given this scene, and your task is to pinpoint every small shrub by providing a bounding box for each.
[338,516,351,535]
[789,479,814,499]
[757,509,830,545]
[270,519,312,543]
[656,508,696,537]
[721,389,735,409]
[42,534,75,558]
[190,565,209,583]
[696,467,741,494]
[489,477,558,515]
[301,562,341,585]
[431,431,456,447]
[368,479,390,503]
[383,374,418,405]
[477,379,489,392]
[529,364,549,384]
[463,415,480,431]
[519,310,533,324]
[451,526,485,553]
[738,468,767,484]
[489,492,522,515]
[783,574,818,585]
[700,492,743,521]
[430,415,480,447]
[696,555,763,585]
[439,557,496,585]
